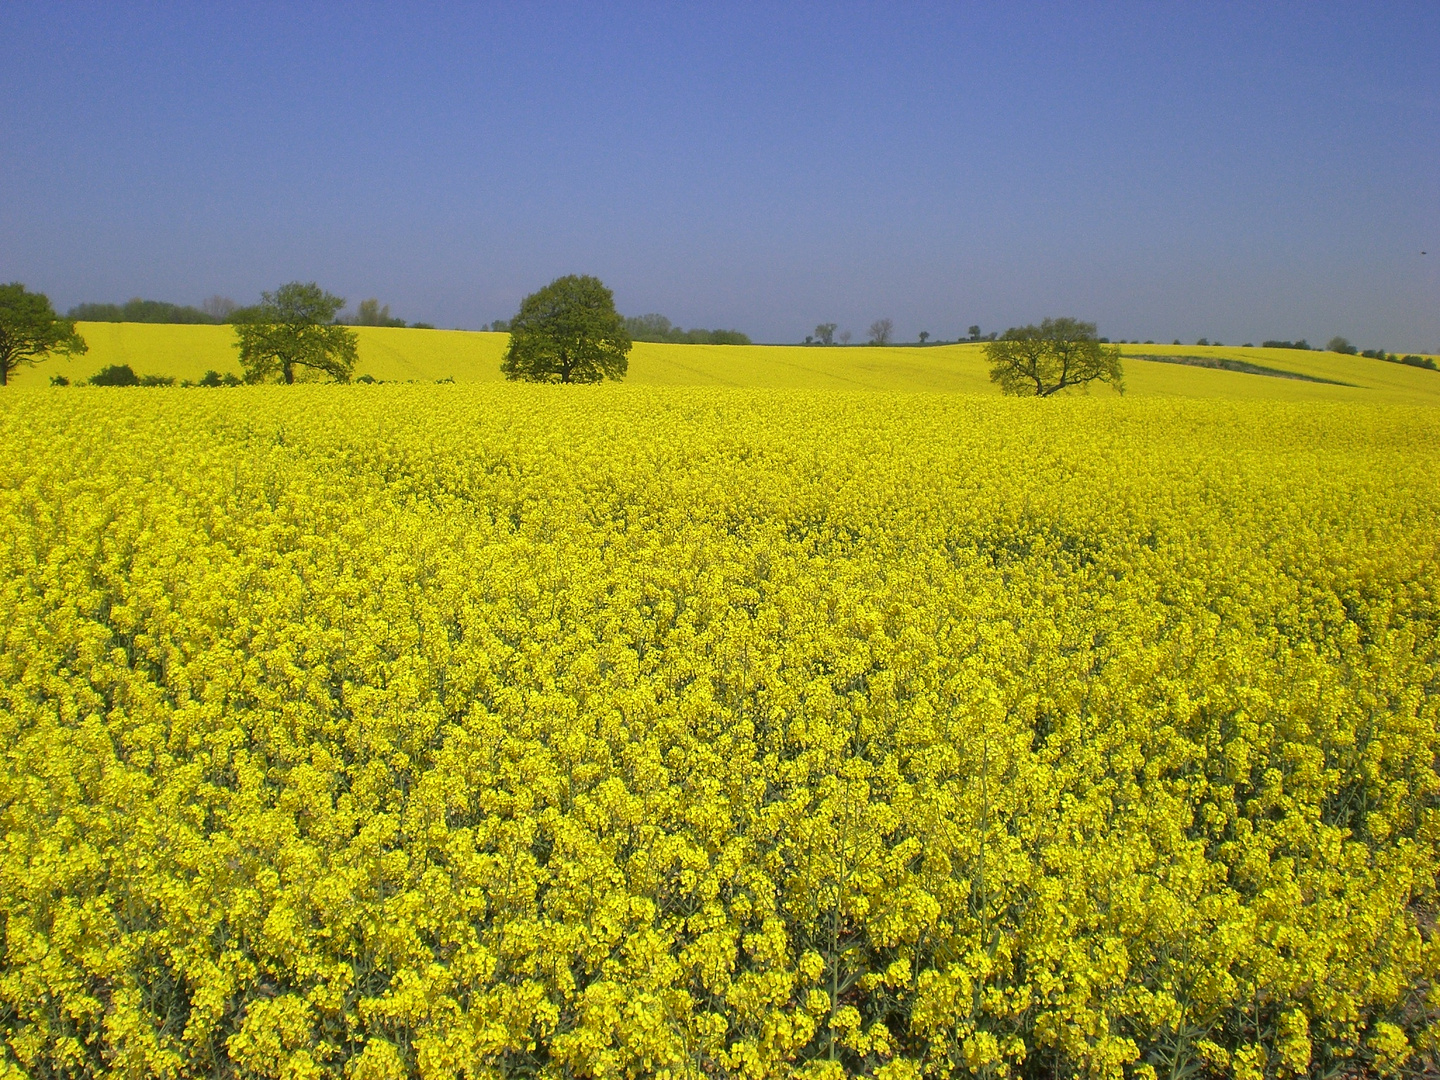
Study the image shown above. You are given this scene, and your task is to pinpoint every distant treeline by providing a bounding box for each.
[484,313,751,343]
[623,314,751,345]
[1325,336,1436,370]
[67,295,435,330]
[68,297,232,324]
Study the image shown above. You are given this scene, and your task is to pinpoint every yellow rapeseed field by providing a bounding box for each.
[15,323,1440,404]
[2,384,1438,1079]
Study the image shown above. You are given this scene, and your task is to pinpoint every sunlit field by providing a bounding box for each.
[14,322,1440,404]
[3,384,1438,1078]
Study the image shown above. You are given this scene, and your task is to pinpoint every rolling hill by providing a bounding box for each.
[11,322,1440,404]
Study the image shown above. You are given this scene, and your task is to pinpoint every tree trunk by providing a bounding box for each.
[283,363,294,385]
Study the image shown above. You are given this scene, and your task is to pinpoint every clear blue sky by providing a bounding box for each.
[3,2,1437,348]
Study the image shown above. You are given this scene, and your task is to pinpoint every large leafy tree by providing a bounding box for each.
[501,275,631,383]
[986,316,1124,396]
[233,283,358,384]
[0,283,87,386]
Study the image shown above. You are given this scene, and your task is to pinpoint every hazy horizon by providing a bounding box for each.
[4,2,1437,351]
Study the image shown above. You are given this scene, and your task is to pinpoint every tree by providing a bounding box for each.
[918,330,930,344]
[968,324,982,341]
[355,299,406,327]
[814,323,837,346]
[985,316,1124,397]
[501,275,631,383]
[1327,336,1357,355]
[202,295,237,320]
[867,318,894,345]
[89,364,140,386]
[233,283,358,384]
[0,283,87,386]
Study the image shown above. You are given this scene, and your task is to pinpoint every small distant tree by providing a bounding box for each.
[918,330,930,343]
[356,298,388,326]
[814,322,837,345]
[355,298,406,327]
[986,317,1124,397]
[968,325,982,341]
[838,329,852,345]
[867,318,894,345]
[1327,336,1357,355]
[233,283,358,384]
[0,283,88,386]
[501,275,631,383]
[89,364,140,386]
[202,295,237,320]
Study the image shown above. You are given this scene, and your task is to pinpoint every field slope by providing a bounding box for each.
[14,322,1440,403]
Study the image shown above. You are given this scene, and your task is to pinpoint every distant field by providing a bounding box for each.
[12,322,1440,404]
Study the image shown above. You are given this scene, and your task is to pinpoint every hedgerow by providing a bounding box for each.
[1,386,1437,1079]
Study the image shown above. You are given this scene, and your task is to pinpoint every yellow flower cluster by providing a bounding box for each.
[1,385,1437,1080]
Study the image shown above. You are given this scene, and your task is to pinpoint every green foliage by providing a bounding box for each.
[195,370,243,387]
[0,282,88,386]
[67,298,222,324]
[0,388,1437,1079]
[503,275,631,382]
[814,322,838,345]
[1362,349,1439,372]
[1262,339,1311,350]
[354,298,407,327]
[233,283,358,385]
[986,316,1124,396]
[88,364,140,385]
[625,313,753,345]
[1327,336,1357,355]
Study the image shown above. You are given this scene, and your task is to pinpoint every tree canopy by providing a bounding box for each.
[354,299,407,327]
[985,317,1124,397]
[502,275,631,383]
[0,283,87,386]
[233,283,358,384]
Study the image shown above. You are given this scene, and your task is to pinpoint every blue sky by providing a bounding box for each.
[3,2,1437,347]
